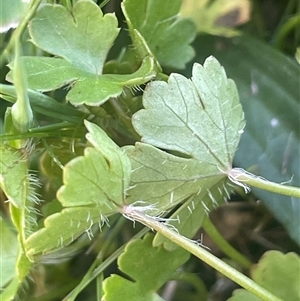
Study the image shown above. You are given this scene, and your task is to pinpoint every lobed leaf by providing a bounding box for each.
[7,55,156,107]
[251,251,300,301]
[25,207,114,258]
[0,0,29,33]
[122,0,196,68]
[7,1,156,106]
[0,144,28,208]
[132,56,245,168]
[124,143,225,211]
[0,145,35,281]
[26,121,130,257]
[103,233,189,301]
[193,34,300,244]
[0,217,19,289]
[229,251,300,301]
[29,0,119,74]
[153,178,231,251]
[58,120,131,207]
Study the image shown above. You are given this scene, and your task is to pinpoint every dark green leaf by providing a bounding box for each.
[103,233,189,301]
[122,0,196,68]
[191,34,300,244]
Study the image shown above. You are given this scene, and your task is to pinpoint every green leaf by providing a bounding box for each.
[0,143,39,237]
[0,144,28,208]
[25,121,131,257]
[0,84,86,123]
[192,34,300,244]
[122,0,196,68]
[229,251,300,301]
[25,207,113,258]
[7,1,156,106]
[153,178,230,251]
[124,143,225,211]
[58,120,131,206]
[123,57,244,225]
[102,233,189,301]
[0,0,29,33]
[251,251,300,301]
[29,0,119,74]
[0,145,35,280]
[132,56,245,168]
[0,217,18,289]
[8,56,156,106]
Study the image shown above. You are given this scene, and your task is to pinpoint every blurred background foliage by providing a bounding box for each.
[0,0,299,300]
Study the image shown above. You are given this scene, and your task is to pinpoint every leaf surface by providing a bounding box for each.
[0,217,18,288]
[7,1,156,106]
[122,0,196,68]
[25,207,114,258]
[103,233,189,301]
[29,0,119,74]
[192,34,300,244]
[25,121,131,256]
[124,143,224,212]
[132,56,245,168]
[153,178,230,251]
[229,251,300,301]
[0,145,28,208]
[0,0,28,32]
[251,251,300,301]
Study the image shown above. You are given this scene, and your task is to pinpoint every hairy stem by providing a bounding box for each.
[123,207,283,301]
[63,226,149,301]
[202,216,252,269]
[229,168,300,198]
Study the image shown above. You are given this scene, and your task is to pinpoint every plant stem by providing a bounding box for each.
[0,0,42,67]
[229,168,300,198]
[274,14,300,50]
[123,208,283,301]
[63,226,149,301]
[202,216,252,269]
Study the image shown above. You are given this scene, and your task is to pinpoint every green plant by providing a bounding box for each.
[0,0,299,301]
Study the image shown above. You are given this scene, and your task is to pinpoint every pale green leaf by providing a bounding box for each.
[193,34,300,244]
[0,146,34,281]
[153,178,230,251]
[29,0,119,74]
[25,207,114,258]
[103,233,189,301]
[66,57,156,106]
[229,251,300,301]
[124,57,244,245]
[6,1,156,106]
[0,145,28,208]
[10,57,85,91]
[58,120,131,206]
[0,278,20,301]
[0,0,28,33]
[0,217,18,288]
[26,121,130,257]
[6,55,156,106]
[132,56,245,168]
[251,251,300,301]
[124,143,225,211]
[122,0,196,68]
